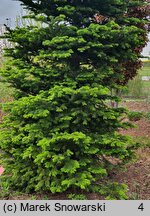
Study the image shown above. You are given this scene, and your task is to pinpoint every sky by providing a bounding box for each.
[0,0,150,55]
[0,0,22,27]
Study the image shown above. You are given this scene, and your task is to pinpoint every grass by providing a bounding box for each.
[140,66,150,76]
[140,61,150,76]
[124,64,150,99]
[139,62,150,89]
[138,65,150,97]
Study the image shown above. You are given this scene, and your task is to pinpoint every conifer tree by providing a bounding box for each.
[0,0,149,199]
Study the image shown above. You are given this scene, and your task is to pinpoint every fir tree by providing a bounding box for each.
[0,0,149,199]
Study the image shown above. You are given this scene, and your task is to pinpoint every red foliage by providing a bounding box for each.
[121,0,150,85]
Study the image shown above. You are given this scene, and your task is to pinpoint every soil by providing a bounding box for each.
[121,100,150,112]
[0,100,150,200]
[112,147,150,199]
[120,100,150,138]
[113,100,150,199]
[120,118,150,138]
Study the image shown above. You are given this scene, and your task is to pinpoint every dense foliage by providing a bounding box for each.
[0,0,149,199]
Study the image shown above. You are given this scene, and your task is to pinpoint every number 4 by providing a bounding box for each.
[138,203,144,211]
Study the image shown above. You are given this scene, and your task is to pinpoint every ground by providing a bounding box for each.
[112,146,150,199]
[120,100,150,138]
[113,100,150,200]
